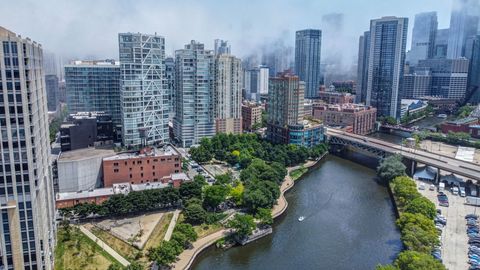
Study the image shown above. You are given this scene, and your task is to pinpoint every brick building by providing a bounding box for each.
[242,102,263,131]
[313,104,377,135]
[103,145,182,187]
[440,117,479,134]
[312,90,354,105]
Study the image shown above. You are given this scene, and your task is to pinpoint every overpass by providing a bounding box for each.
[326,128,480,181]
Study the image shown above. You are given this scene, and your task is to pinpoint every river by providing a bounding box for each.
[191,155,402,270]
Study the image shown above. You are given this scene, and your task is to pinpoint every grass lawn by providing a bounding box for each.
[194,223,223,238]
[143,212,174,250]
[290,166,308,181]
[90,226,141,262]
[55,226,120,270]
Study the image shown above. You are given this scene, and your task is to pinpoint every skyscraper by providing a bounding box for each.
[119,33,169,147]
[295,29,322,98]
[173,41,215,147]
[356,31,370,103]
[402,68,432,99]
[447,0,480,59]
[434,29,450,59]
[407,12,438,66]
[213,54,242,134]
[214,39,231,55]
[366,17,408,119]
[65,60,121,126]
[165,57,175,119]
[466,35,480,102]
[244,65,269,101]
[45,74,59,112]
[0,26,56,270]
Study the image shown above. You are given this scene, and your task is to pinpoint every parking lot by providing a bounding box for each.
[416,179,478,270]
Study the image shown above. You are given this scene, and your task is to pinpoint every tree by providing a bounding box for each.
[203,185,229,210]
[404,197,436,220]
[148,240,183,267]
[376,265,398,270]
[377,155,406,182]
[125,262,144,270]
[255,208,273,227]
[228,214,256,239]
[179,180,203,201]
[171,231,189,248]
[391,176,421,206]
[189,145,213,163]
[107,264,123,270]
[184,203,207,225]
[396,213,436,232]
[243,188,270,212]
[215,173,233,185]
[229,182,244,206]
[394,251,446,270]
[400,222,439,253]
[174,223,198,242]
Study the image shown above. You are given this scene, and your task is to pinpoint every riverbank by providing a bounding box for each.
[172,154,327,270]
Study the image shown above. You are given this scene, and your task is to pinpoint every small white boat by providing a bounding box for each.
[298,216,305,222]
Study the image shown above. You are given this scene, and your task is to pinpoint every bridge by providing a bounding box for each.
[380,124,417,133]
[326,128,480,181]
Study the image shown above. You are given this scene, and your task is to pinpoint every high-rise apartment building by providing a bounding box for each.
[418,58,470,101]
[65,60,121,126]
[244,65,269,101]
[366,17,408,119]
[356,31,370,103]
[173,41,215,147]
[119,33,169,147]
[45,75,58,111]
[407,12,438,66]
[295,29,322,98]
[402,68,432,99]
[0,26,56,270]
[213,54,242,134]
[165,57,175,119]
[447,0,480,59]
[434,29,450,59]
[214,39,231,55]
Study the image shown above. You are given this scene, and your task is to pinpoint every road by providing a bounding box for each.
[326,128,480,181]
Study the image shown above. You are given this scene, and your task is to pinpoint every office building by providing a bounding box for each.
[102,145,181,187]
[173,41,215,147]
[45,74,59,111]
[165,57,175,119]
[244,65,269,101]
[0,26,56,270]
[356,31,370,103]
[402,68,432,98]
[366,17,408,119]
[313,104,377,135]
[447,0,480,59]
[242,102,263,131]
[65,60,121,126]
[295,29,322,98]
[59,112,116,152]
[466,35,480,102]
[418,58,469,101]
[214,39,231,55]
[119,33,169,147]
[213,54,242,134]
[407,12,438,66]
[434,29,449,59]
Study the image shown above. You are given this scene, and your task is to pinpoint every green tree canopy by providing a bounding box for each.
[404,197,436,220]
[228,214,256,239]
[377,155,406,182]
[174,223,198,242]
[203,185,229,210]
[255,208,273,226]
[184,203,207,225]
[148,240,183,267]
[394,251,446,270]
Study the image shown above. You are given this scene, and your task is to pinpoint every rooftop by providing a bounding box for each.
[446,117,478,125]
[59,148,116,162]
[103,145,180,161]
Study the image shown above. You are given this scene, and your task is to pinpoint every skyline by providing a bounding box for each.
[1,0,454,66]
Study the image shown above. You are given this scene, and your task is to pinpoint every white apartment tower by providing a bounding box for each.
[0,27,56,270]
[118,32,169,147]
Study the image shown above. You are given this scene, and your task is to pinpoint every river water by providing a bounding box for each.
[192,155,402,270]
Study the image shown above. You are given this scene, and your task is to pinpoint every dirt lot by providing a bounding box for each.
[420,140,480,164]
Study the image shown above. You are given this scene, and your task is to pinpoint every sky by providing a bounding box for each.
[0,0,454,65]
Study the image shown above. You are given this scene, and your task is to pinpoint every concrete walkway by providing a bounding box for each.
[164,209,181,241]
[78,225,130,267]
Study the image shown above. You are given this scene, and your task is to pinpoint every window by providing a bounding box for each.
[114,169,119,173]
[129,174,132,179]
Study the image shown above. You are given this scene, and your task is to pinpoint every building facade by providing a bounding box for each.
[165,57,175,120]
[447,0,479,59]
[102,146,181,187]
[214,39,230,55]
[0,27,56,270]
[173,41,215,147]
[407,12,438,66]
[214,54,242,134]
[295,29,322,99]
[44,75,58,112]
[312,104,377,135]
[434,29,449,59]
[366,17,408,119]
[244,65,268,101]
[356,31,370,103]
[241,102,262,131]
[119,33,169,147]
[65,60,121,126]
[402,68,432,98]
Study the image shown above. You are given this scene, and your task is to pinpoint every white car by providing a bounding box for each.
[429,184,435,191]
[419,183,426,190]
[452,186,459,196]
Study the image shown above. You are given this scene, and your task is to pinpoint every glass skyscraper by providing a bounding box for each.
[356,31,370,103]
[173,41,215,147]
[447,0,479,59]
[0,26,56,270]
[119,33,169,147]
[407,12,438,66]
[294,29,322,99]
[366,17,408,119]
[65,60,121,126]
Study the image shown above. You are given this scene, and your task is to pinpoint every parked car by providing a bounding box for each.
[430,184,436,191]
[419,183,426,190]
[452,186,459,196]
[437,193,449,207]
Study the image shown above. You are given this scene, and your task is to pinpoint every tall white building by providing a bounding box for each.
[173,41,215,147]
[118,32,169,147]
[214,54,242,134]
[0,27,56,270]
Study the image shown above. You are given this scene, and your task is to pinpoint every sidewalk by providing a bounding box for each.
[78,225,130,267]
[164,209,181,241]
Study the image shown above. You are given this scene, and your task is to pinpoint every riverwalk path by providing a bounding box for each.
[172,157,323,270]
[78,225,130,267]
[164,209,181,241]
